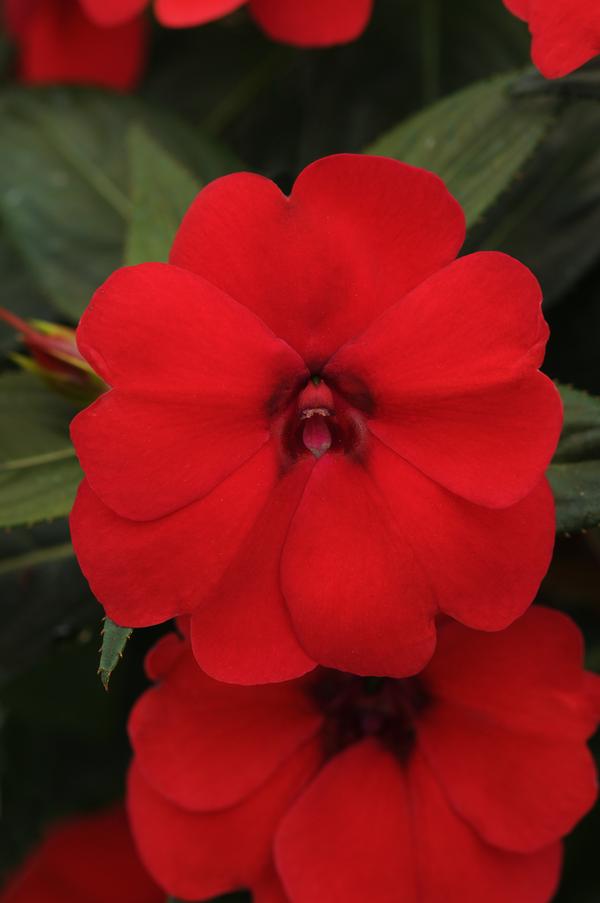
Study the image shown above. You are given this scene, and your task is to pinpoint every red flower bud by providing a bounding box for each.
[0,306,105,401]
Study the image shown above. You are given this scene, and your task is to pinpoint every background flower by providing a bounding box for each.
[127,607,600,902]
[71,153,562,684]
[0,806,163,902]
[81,0,374,46]
[2,0,146,89]
[503,0,600,78]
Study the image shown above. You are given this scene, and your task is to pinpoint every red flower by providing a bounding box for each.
[0,805,163,903]
[79,0,373,47]
[127,607,600,902]
[70,154,562,684]
[3,0,146,90]
[504,0,600,78]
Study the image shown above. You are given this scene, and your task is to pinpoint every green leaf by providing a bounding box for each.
[0,87,239,321]
[366,71,555,228]
[98,618,133,690]
[549,384,600,534]
[549,462,600,536]
[126,125,202,267]
[554,384,600,463]
[0,372,81,528]
[473,100,600,308]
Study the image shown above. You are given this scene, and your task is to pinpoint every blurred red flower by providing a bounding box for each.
[70,154,562,685]
[2,0,146,90]
[0,805,163,903]
[504,0,600,78]
[127,607,600,902]
[80,0,373,46]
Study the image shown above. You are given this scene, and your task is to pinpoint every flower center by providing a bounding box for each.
[311,671,431,763]
[273,375,368,464]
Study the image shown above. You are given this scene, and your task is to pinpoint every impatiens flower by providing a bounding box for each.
[127,607,600,903]
[503,0,600,78]
[70,153,562,685]
[2,0,146,90]
[77,0,373,47]
[0,805,163,903]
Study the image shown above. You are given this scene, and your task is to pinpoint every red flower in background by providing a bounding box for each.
[128,608,600,902]
[2,0,146,90]
[504,0,600,78]
[0,806,163,903]
[70,154,562,685]
[78,0,373,46]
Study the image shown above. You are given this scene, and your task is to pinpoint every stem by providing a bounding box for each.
[420,0,441,105]
[201,47,290,136]
[1,447,77,471]
[0,541,74,576]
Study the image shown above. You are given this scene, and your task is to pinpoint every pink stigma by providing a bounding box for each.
[303,415,332,458]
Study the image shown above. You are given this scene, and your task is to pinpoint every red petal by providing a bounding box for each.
[365,440,555,632]
[503,0,529,19]
[276,742,562,903]
[72,392,272,521]
[275,740,418,902]
[127,738,322,901]
[407,751,563,903]
[76,263,306,392]
[418,608,600,852]
[155,0,247,27]
[170,155,465,364]
[366,373,560,509]
[425,608,599,739]
[524,0,600,78]
[190,457,317,684]
[326,252,561,508]
[15,0,146,91]
[281,453,437,678]
[129,635,322,810]
[79,0,148,26]
[282,440,553,676]
[70,442,280,627]
[3,0,35,36]
[249,0,373,46]
[144,632,184,681]
[73,263,306,520]
[1,806,162,903]
[419,702,598,854]
[253,866,290,903]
